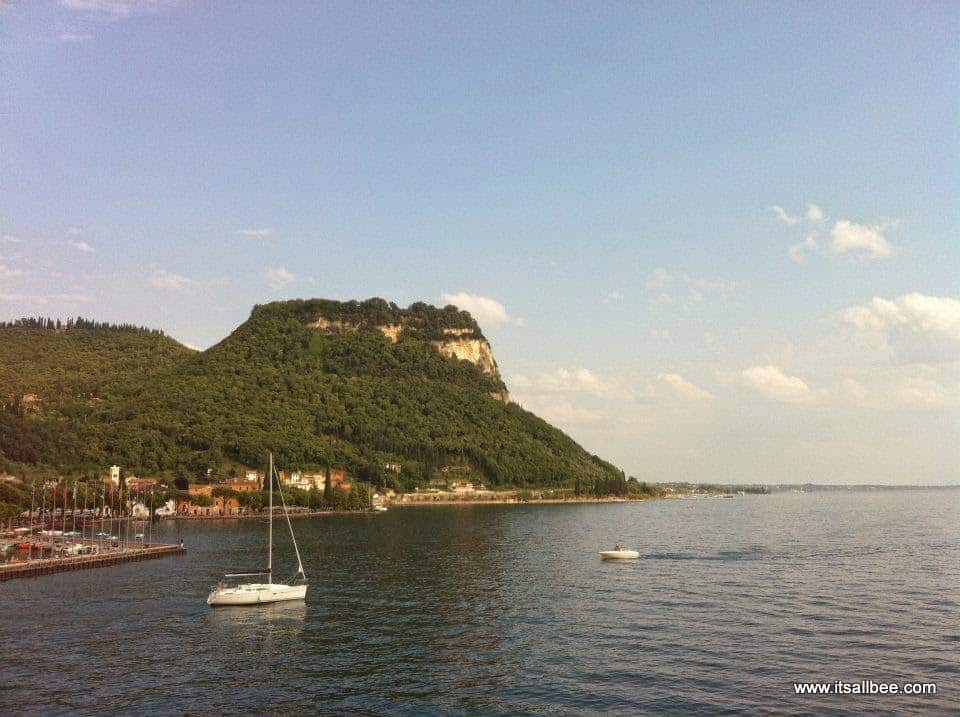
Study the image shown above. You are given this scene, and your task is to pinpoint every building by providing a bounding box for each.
[109,465,121,485]
[222,481,260,493]
[243,470,262,484]
[449,481,475,494]
[125,477,158,493]
[329,468,351,492]
[281,471,326,492]
[131,499,176,517]
[176,485,215,516]
[384,462,401,474]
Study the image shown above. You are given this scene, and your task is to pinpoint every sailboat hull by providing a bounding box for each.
[207,583,307,606]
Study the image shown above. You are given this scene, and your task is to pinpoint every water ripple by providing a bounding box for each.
[1,491,957,715]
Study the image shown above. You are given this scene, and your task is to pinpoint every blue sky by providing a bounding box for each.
[2,1,958,483]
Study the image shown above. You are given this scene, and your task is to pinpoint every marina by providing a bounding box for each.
[0,541,185,581]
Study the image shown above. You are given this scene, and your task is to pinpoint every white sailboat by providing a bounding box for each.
[207,453,307,606]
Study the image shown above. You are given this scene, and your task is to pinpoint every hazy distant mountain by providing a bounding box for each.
[0,299,622,489]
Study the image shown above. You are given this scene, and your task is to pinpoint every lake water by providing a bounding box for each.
[1,491,958,715]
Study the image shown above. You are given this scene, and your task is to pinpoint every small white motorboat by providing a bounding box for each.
[600,549,640,560]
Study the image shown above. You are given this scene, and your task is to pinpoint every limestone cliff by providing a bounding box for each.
[304,299,509,402]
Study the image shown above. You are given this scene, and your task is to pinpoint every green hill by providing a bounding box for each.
[0,300,622,490]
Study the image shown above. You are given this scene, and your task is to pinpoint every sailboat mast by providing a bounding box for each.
[268,452,273,584]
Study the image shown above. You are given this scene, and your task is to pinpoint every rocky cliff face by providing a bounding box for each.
[307,313,509,402]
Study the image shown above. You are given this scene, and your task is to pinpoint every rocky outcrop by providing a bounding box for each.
[308,317,509,402]
[431,329,498,375]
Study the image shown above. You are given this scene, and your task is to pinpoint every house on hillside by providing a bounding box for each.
[328,468,351,492]
[282,471,326,491]
[21,394,41,414]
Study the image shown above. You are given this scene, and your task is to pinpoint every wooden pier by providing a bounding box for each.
[0,543,185,582]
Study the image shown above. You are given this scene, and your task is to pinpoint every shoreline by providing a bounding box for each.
[394,495,655,507]
[6,492,748,531]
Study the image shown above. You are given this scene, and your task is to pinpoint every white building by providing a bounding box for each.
[282,471,325,491]
[131,499,176,517]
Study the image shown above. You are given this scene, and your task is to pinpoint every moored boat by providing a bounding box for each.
[207,453,307,607]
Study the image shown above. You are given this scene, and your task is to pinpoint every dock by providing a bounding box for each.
[0,543,185,582]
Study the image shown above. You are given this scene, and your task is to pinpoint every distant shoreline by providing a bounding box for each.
[394,495,657,507]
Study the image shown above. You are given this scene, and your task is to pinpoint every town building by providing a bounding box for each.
[125,477,158,493]
[281,471,327,491]
[131,499,176,517]
[329,468,351,491]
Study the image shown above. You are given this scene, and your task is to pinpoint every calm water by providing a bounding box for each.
[1,491,958,715]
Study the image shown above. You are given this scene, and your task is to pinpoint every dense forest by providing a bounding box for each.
[0,299,623,495]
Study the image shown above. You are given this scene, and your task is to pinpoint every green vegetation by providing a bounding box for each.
[0,299,624,502]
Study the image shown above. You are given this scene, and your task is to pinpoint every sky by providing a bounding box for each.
[1,1,958,484]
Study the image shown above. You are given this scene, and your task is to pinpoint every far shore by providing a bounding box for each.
[394,495,657,507]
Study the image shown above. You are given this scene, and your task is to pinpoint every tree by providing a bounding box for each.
[190,493,214,508]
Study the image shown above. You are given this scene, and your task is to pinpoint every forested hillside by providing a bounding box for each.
[0,300,622,490]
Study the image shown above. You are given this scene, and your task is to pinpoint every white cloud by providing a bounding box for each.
[535,400,604,425]
[806,204,826,222]
[238,228,274,239]
[546,368,607,395]
[830,219,893,259]
[60,31,93,42]
[0,291,90,304]
[440,292,510,326]
[843,293,960,362]
[265,266,295,289]
[0,263,25,278]
[894,377,947,409]
[741,365,812,403]
[512,367,609,396]
[61,0,175,19]
[686,275,736,301]
[149,269,195,290]
[67,240,94,253]
[645,267,672,290]
[0,234,22,244]
[835,374,956,411]
[788,235,818,264]
[659,373,714,401]
[771,205,800,225]
[643,268,735,306]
